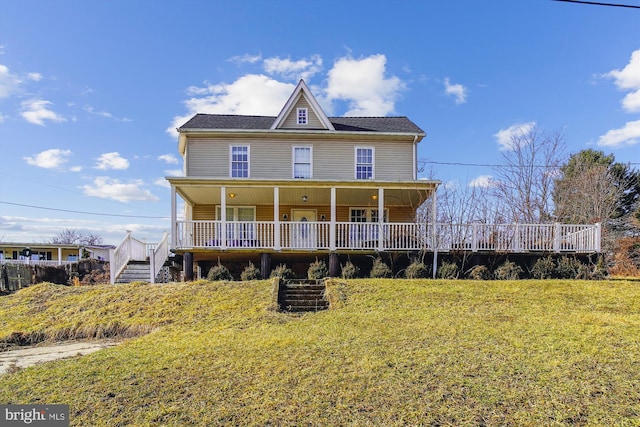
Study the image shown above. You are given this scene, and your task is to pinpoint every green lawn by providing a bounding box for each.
[1,279,639,426]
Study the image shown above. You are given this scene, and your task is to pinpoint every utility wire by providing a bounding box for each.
[423,160,640,168]
[0,201,169,219]
[552,0,640,8]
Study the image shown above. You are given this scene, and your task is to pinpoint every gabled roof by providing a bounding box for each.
[177,78,425,136]
[270,79,334,130]
[178,114,424,135]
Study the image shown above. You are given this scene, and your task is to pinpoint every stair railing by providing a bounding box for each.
[109,231,149,284]
[149,232,170,283]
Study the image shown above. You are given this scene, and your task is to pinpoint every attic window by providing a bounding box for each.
[297,108,308,125]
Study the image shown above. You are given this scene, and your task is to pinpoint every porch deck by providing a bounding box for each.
[174,221,601,254]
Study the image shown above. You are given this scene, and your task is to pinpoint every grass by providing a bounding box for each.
[1,279,639,426]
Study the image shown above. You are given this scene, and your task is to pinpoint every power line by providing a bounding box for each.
[422,160,640,168]
[552,0,640,8]
[0,201,169,219]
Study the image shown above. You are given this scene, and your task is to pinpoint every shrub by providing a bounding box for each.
[270,264,295,280]
[405,261,430,279]
[308,258,329,279]
[341,261,360,279]
[437,261,459,279]
[370,258,392,278]
[207,263,233,281]
[555,256,583,279]
[494,260,523,280]
[467,265,491,280]
[240,261,262,281]
[531,256,556,279]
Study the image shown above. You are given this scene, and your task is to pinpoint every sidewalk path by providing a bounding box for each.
[0,341,119,374]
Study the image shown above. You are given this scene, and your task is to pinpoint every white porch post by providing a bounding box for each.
[221,186,227,250]
[57,247,62,266]
[432,189,438,279]
[378,187,384,252]
[330,187,336,251]
[274,187,281,250]
[595,222,602,253]
[171,185,177,249]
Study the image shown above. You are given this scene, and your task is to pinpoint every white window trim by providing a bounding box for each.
[292,145,313,179]
[354,146,375,180]
[229,145,250,178]
[297,107,308,125]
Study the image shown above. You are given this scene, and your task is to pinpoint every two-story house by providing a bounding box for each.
[167,80,441,278]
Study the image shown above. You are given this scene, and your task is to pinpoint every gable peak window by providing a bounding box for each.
[297,108,308,125]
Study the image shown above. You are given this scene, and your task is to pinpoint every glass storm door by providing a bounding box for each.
[291,209,317,248]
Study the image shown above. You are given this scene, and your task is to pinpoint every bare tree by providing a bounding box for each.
[493,125,565,223]
[50,228,103,245]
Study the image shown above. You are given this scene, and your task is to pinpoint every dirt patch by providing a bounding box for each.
[0,340,119,375]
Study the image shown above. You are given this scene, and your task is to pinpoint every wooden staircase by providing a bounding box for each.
[278,279,329,312]
[116,261,151,284]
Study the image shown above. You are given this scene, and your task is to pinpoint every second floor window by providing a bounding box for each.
[293,146,312,178]
[355,147,374,179]
[230,145,249,177]
[297,108,308,125]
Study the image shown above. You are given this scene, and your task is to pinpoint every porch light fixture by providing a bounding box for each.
[283,214,288,221]
[228,193,236,198]
[371,194,378,200]
[302,195,308,202]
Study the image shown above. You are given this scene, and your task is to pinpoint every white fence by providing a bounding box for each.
[174,221,601,253]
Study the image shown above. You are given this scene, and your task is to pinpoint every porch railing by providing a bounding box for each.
[174,221,601,253]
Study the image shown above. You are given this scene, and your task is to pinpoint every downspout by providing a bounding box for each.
[412,134,418,181]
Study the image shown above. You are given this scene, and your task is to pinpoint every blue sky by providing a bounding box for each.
[1,0,639,245]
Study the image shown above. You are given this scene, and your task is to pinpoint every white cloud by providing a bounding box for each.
[20,99,66,125]
[0,64,22,99]
[494,121,536,151]
[469,175,495,188]
[597,120,640,148]
[164,169,183,177]
[263,55,323,81]
[81,177,159,203]
[444,78,468,105]
[24,148,72,169]
[154,178,170,188]
[605,49,640,113]
[158,154,179,164]
[84,105,113,118]
[621,88,640,113]
[95,152,130,170]
[27,72,42,82]
[228,53,263,65]
[167,74,294,137]
[325,54,405,116]
[70,166,83,172]
[84,105,131,122]
[0,112,7,123]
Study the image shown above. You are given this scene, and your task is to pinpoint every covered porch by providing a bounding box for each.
[168,178,439,254]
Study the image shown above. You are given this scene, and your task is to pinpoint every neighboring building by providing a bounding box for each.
[167,80,440,278]
[0,242,113,266]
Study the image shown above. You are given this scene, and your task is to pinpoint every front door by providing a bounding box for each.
[291,209,317,249]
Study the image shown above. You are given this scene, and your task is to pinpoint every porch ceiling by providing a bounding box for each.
[170,179,438,208]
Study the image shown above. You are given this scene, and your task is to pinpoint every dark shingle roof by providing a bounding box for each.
[178,114,424,134]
